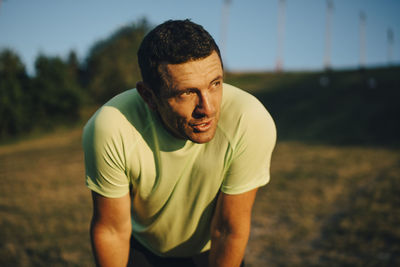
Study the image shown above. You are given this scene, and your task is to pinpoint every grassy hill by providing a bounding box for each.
[226,66,400,147]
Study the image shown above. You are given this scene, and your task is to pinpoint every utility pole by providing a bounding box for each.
[276,0,286,72]
[220,0,232,70]
[387,28,394,66]
[324,0,334,70]
[359,11,367,69]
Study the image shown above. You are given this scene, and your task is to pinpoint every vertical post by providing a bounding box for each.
[387,28,394,66]
[276,0,286,72]
[359,11,367,69]
[220,0,232,70]
[324,0,333,70]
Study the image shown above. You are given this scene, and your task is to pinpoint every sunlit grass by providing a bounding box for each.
[0,129,93,266]
[1,130,399,266]
[247,142,400,266]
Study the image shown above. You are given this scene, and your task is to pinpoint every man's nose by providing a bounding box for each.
[193,92,214,118]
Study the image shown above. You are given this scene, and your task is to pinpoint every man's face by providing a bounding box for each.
[154,51,223,144]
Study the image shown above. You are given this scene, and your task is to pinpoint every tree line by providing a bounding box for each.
[0,19,150,141]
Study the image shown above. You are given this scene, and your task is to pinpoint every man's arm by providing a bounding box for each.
[90,191,132,267]
[209,188,258,267]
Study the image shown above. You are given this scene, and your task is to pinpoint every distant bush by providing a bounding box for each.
[0,49,84,141]
[0,49,33,139]
[32,53,83,124]
[85,18,151,103]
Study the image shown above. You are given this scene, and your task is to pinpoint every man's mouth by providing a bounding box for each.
[190,120,212,132]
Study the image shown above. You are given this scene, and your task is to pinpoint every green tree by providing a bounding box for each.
[0,49,31,138]
[32,54,82,125]
[85,18,151,103]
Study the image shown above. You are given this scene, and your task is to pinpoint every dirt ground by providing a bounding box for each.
[1,128,399,266]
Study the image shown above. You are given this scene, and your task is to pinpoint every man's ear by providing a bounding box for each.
[136,81,157,110]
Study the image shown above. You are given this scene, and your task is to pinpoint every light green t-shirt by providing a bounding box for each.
[82,83,276,257]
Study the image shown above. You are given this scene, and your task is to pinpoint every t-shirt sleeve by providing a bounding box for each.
[221,96,276,195]
[82,107,131,198]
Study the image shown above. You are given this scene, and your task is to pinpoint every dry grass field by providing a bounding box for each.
[1,126,399,266]
[247,142,400,266]
[0,128,92,266]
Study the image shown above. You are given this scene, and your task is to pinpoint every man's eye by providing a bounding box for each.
[181,90,194,96]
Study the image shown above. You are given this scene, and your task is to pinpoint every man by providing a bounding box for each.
[82,19,276,267]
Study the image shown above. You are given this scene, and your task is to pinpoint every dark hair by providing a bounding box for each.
[137,19,223,94]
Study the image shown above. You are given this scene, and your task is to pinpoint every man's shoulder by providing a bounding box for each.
[83,89,147,139]
[218,83,275,143]
[221,83,272,125]
[222,83,264,112]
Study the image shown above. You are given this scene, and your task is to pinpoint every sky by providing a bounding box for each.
[0,0,399,74]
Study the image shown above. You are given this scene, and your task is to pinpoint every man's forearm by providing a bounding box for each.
[209,230,249,267]
[91,220,131,267]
